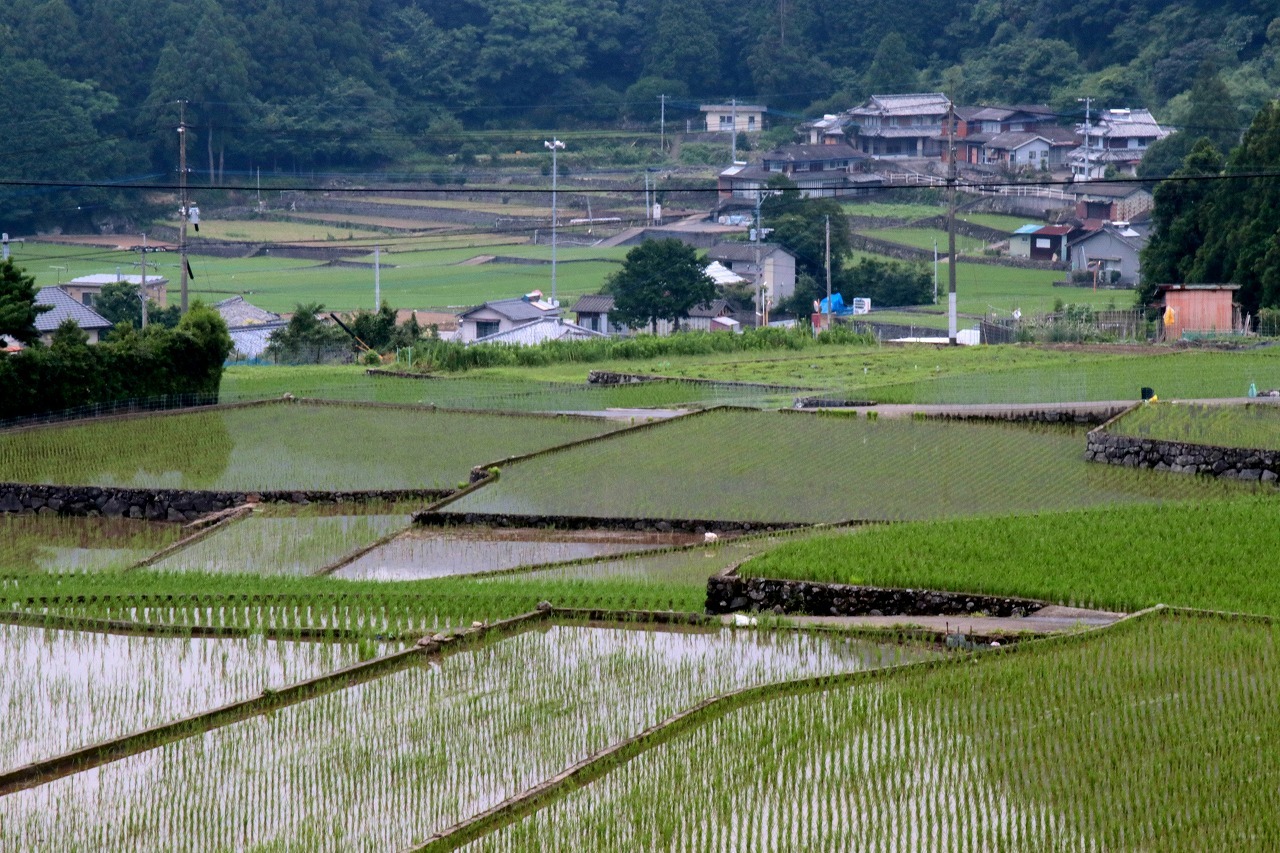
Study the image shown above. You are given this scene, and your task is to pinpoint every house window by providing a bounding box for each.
[748,116,756,129]
[476,320,500,338]
[719,115,733,128]
[82,293,94,306]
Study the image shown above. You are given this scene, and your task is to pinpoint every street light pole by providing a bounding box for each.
[544,138,565,307]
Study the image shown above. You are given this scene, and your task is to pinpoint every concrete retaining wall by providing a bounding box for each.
[0,483,451,521]
[1085,430,1280,482]
[706,575,1044,618]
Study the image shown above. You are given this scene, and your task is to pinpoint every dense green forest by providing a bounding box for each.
[0,0,1278,229]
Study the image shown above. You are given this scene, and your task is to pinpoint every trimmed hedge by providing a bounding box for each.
[0,307,231,420]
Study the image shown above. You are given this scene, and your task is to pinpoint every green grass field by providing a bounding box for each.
[1108,401,1280,450]
[14,240,622,313]
[861,227,990,255]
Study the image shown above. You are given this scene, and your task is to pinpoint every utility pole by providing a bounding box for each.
[544,138,565,307]
[824,215,831,332]
[1077,96,1093,181]
[644,171,651,226]
[754,193,764,327]
[933,239,939,304]
[946,100,958,345]
[730,98,738,164]
[374,245,380,309]
[139,233,149,329]
[659,94,666,154]
[178,100,189,314]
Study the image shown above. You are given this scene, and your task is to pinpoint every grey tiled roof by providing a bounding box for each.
[34,286,113,333]
[214,295,280,327]
[571,294,615,314]
[761,143,863,163]
[459,297,557,322]
[474,318,606,345]
[706,243,787,262]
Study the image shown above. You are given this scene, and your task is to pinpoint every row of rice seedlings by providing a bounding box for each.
[334,526,690,581]
[1109,401,1280,451]
[153,511,410,576]
[0,624,930,850]
[467,613,1280,851]
[0,402,619,491]
[0,515,185,574]
[20,597,438,637]
[743,494,1280,615]
[6,575,711,637]
[0,622,380,775]
[446,410,1251,524]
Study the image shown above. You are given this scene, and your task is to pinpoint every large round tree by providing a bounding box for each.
[605,239,716,334]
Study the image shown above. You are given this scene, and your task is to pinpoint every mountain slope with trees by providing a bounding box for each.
[0,0,1277,230]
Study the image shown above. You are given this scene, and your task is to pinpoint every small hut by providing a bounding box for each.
[1155,284,1240,341]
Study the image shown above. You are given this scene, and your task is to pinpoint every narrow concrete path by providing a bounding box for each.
[726,605,1125,636]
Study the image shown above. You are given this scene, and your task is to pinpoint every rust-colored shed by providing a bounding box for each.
[1156,284,1239,341]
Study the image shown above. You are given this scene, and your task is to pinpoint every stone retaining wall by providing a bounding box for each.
[0,483,451,521]
[706,575,1044,618]
[413,510,806,535]
[1085,430,1280,482]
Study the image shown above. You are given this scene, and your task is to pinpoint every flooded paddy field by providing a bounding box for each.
[0,622,383,775]
[0,515,184,573]
[447,410,1251,524]
[0,401,621,492]
[462,612,1280,851]
[153,503,415,576]
[334,525,701,581]
[0,622,932,851]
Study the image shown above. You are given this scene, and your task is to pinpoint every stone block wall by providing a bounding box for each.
[0,483,451,521]
[414,510,805,535]
[1085,430,1280,483]
[706,575,1044,618]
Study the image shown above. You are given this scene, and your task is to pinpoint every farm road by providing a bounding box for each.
[745,605,1125,637]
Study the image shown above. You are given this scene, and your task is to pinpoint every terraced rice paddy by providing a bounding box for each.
[1108,400,1280,450]
[334,526,694,581]
[0,402,620,491]
[448,410,1246,524]
[743,495,1280,615]
[153,505,412,576]
[0,623,922,851]
[219,371,792,412]
[0,622,377,774]
[466,612,1280,851]
[0,516,184,573]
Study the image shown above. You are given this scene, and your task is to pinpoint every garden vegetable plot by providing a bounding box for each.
[0,622,379,775]
[0,623,921,851]
[447,410,1244,524]
[466,612,1280,851]
[0,401,620,491]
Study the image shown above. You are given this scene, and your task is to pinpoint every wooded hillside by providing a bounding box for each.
[1,0,1277,228]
